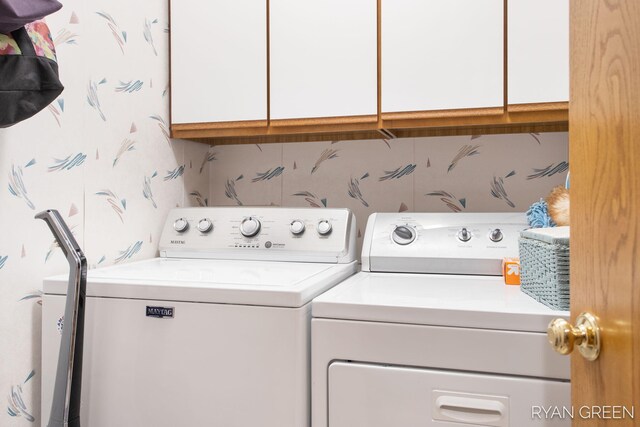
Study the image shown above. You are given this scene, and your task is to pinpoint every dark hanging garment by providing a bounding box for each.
[0,20,64,128]
[0,0,62,34]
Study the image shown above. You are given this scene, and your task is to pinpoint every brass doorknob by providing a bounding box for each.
[547,312,601,361]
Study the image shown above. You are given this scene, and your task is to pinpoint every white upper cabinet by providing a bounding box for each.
[508,0,569,105]
[269,0,377,120]
[382,0,504,113]
[171,0,267,124]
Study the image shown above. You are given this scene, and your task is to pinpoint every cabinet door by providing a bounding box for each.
[382,0,503,113]
[171,0,267,124]
[269,0,377,120]
[508,0,569,105]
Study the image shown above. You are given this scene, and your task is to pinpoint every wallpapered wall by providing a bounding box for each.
[208,132,569,254]
[0,2,211,425]
[0,1,569,425]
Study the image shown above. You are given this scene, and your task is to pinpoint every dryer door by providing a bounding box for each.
[328,362,570,426]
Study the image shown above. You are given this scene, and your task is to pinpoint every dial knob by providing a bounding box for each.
[173,218,189,233]
[290,220,306,235]
[240,217,261,237]
[489,228,503,242]
[317,220,332,236]
[197,218,213,233]
[457,227,472,242]
[392,225,416,245]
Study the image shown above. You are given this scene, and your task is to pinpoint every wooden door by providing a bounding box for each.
[570,0,639,424]
[381,0,503,113]
[269,0,377,121]
[170,0,267,125]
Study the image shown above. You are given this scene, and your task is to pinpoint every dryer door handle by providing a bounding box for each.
[434,394,507,427]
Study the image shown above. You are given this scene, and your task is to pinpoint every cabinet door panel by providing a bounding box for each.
[270,0,377,120]
[382,0,503,113]
[171,0,267,124]
[508,0,569,105]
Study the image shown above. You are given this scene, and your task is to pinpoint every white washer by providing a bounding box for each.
[312,212,571,427]
[42,207,357,427]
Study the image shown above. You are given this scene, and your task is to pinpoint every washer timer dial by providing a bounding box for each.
[240,217,261,237]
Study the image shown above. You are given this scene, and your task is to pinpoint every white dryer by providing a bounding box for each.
[42,207,357,427]
[312,212,571,427]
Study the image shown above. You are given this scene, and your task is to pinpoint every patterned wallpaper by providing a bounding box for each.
[0,2,569,426]
[0,2,210,425]
[209,132,569,254]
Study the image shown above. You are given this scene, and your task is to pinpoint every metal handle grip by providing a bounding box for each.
[36,210,86,427]
[435,396,505,425]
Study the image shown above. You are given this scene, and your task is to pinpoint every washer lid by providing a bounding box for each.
[312,272,569,333]
[44,258,356,307]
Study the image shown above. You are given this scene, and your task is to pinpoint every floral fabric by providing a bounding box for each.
[0,19,56,61]
[0,33,20,55]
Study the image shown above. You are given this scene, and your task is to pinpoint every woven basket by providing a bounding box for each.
[519,227,570,311]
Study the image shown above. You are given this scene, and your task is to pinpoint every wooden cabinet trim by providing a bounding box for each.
[171,120,269,139]
[508,101,569,113]
[183,121,566,147]
[381,107,504,122]
[380,106,566,130]
[270,115,378,128]
[171,107,567,142]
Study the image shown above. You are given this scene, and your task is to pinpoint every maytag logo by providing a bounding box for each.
[171,240,185,245]
[146,306,174,319]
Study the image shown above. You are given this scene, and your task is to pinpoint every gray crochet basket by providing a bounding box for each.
[519,227,570,311]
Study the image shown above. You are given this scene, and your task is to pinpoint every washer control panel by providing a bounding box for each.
[363,212,528,275]
[159,207,356,263]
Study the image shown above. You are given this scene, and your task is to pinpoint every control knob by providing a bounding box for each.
[240,217,261,237]
[197,218,213,233]
[290,220,306,235]
[457,227,472,242]
[392,225,416,245]
[317,220,332,236]
[173,218,189,233]
[489,228,503,242]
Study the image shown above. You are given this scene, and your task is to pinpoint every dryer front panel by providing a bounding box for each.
[328,362,570,426]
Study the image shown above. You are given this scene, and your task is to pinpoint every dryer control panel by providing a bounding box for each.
[362,212,528,275]
[159,207,356,263]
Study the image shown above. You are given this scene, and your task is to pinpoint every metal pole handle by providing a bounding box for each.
[36,210,86,427]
